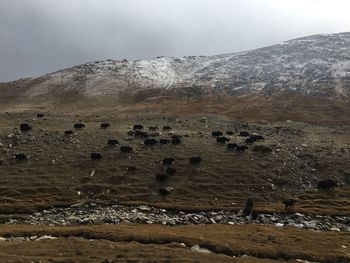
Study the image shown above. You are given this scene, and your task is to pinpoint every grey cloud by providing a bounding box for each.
[0,0,349,82]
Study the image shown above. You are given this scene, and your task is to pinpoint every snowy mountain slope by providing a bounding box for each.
[1,32,350,102]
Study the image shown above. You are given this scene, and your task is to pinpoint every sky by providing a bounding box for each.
[0,0,350,82]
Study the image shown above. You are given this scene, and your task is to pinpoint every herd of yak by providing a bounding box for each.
[11,113,339,215]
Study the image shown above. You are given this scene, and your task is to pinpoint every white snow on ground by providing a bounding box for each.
[23,32,350,100]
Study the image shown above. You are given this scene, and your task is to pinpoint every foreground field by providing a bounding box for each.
[0,224,349,262]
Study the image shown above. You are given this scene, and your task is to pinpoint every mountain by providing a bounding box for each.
[1,32,350,123]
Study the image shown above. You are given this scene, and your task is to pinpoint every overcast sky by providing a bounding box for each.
[0,0,349,82]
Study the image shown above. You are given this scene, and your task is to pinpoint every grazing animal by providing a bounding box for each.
[107,139,119,146]
[120,146,133,154]
[155,173,169,182]
[14,153,27,161]
[227,143,238,150]
[251,210,259,220]
[236,145,248,152]
[216,136,230,143]
[253,145,272,153]
[100,123,110,129]
[37,113,44,118]
[226,131,234,135]
[189,156,202,165]
[245,137,257,144]
[144,138,158,146]
[159,187,174,196]
[172,137,181,145]
[159,139,170,145]
[20,123,32,132]
[212,131,223,137]
[239,131,250,137]
[317,179,338,190]
[74,123,85,129]
[163,125,172,131]
[242,198,254,217]
[133,124,144,130]
[149,126,159,131]
[134,130,149,138]
[163,157,175,166]
[90,153,102,160]
[64,130,74,136]
[127,166,137,172]
[282,199,296,209]
[166,167,176,176]
[251,134,264,141]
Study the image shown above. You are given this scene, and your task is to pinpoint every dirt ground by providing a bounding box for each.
[0,224,349,262]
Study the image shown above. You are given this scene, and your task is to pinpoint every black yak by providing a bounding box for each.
[120,146,133,154]
[100,123,110,129]
[90,153,102,160]
[216,136,230,143]
[144,138,158,146]
[74,123,85,129]
[20,123,32,132]
[317,179,338,190]
[189,156,202,165]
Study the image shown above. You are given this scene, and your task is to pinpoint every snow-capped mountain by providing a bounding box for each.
[1,32,350,103]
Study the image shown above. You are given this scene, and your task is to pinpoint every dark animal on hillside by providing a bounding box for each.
[107,139,119,146]
[245,137,257,144]
[37,113,44,118]
[14,153,27,161]
[127,166,137,172]
[163,157,175,166]
[242,198,254,217]
[64,130,74,136]
[236,145,248,152]
[251,210,259,220]
[166,167,176,176]
[172,137,181,145]
[100,123,110,129]
[227,143,238,150]
[159,187,174,196]
[74,123,85,129]
[144,138,158,146]
[90,153,102,160]
[216,136,230,143]
[282,199,296,209]
[149,126,159,131]
[20,123,32,132]
[251,135,264,141]
[135,130,149,138]
[212,131,223,137]
[120,146,133,154]
[239,131,250,137]
[253,145,272,153]
[189,156,202,165]
[226,131,234,135]
[163,125,172,131]
[155,173,169,182]
[133,124,144,130]
[317,179,338,190]
[159,139,170,145]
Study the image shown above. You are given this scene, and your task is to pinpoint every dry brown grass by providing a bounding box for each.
[0,224,349,262]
